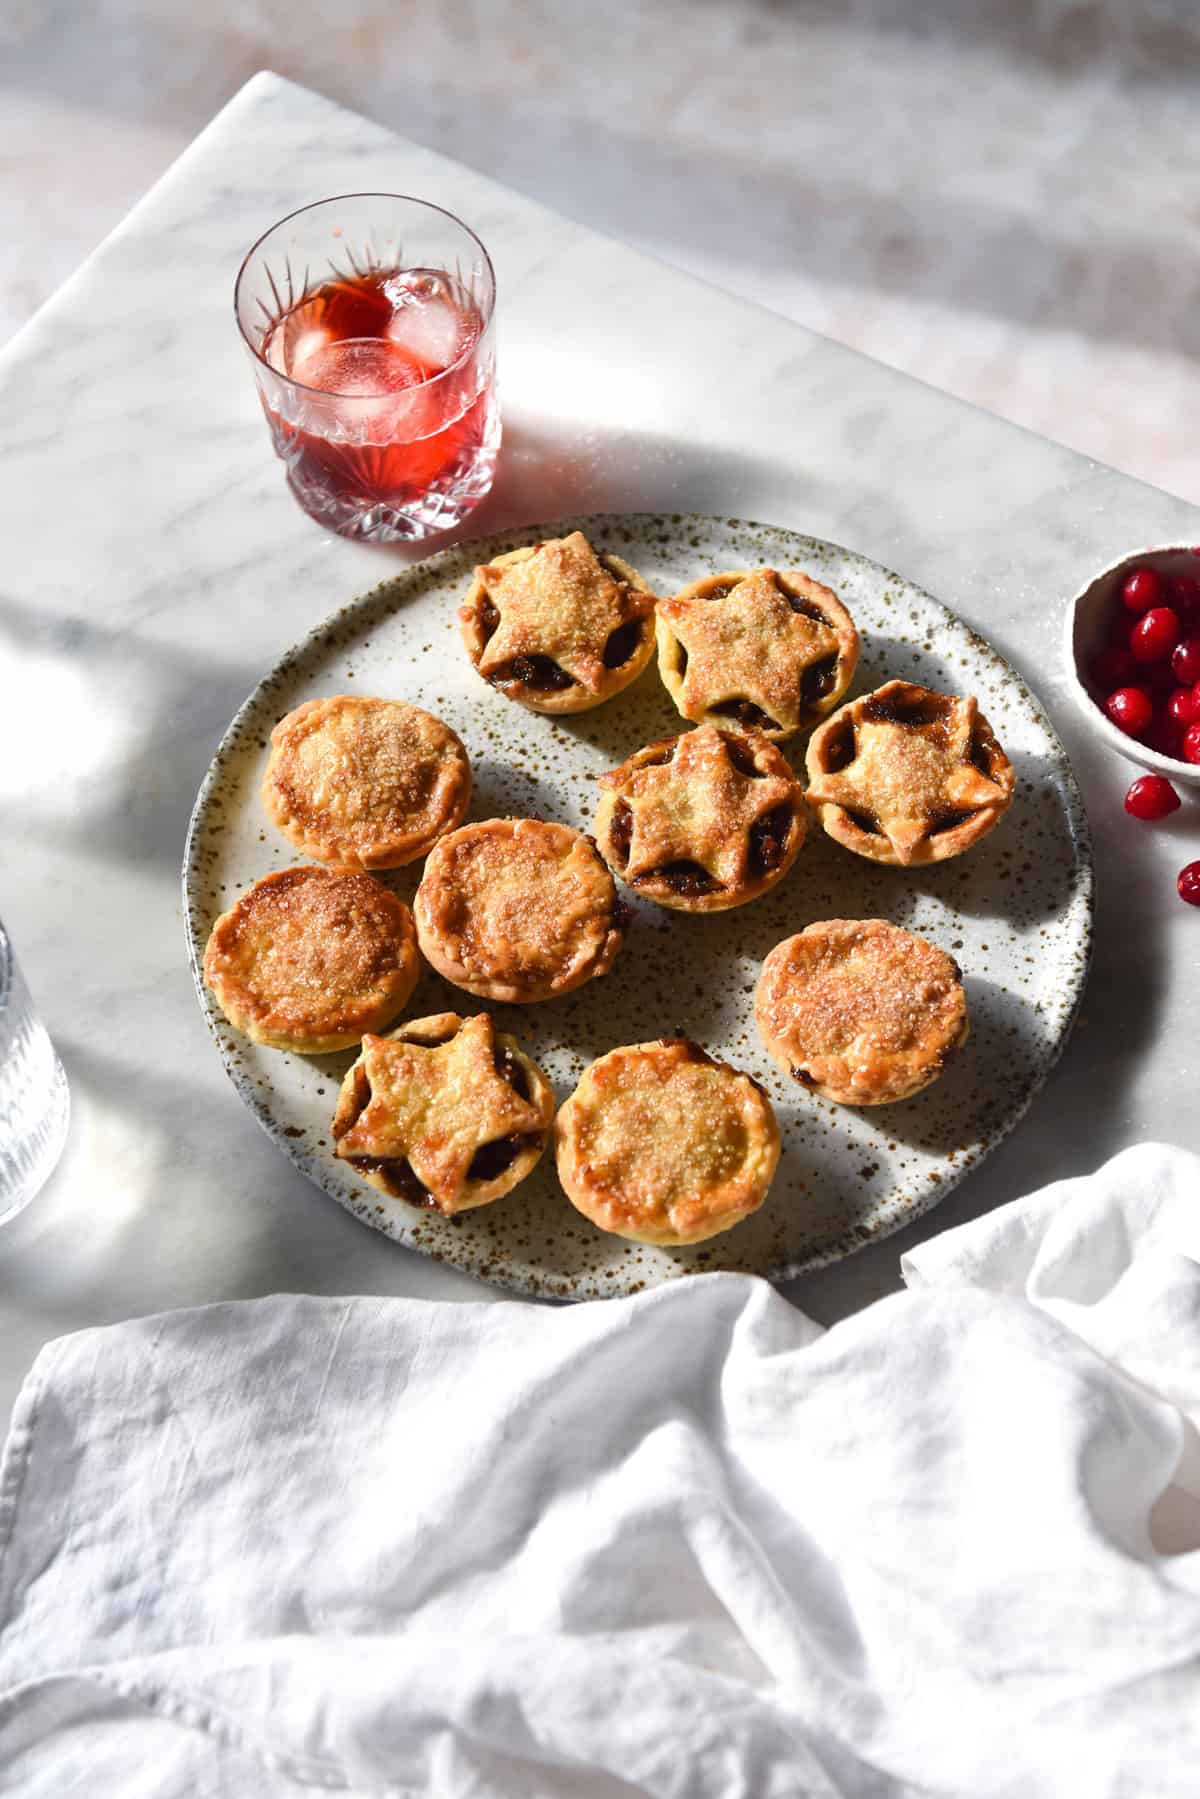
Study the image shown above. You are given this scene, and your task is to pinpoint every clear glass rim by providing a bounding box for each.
[0,920,11,1017]
[233,192,497,402]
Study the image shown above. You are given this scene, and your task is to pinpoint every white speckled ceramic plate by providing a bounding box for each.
[183,514,1093,1298]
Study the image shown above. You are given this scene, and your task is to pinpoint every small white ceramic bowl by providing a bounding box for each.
[1063,542,1200,787]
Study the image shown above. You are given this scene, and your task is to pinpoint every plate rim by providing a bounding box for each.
[182,510,1095,1296]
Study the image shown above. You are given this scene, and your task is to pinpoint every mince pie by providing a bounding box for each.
[656,567,859,741]
[459,530,656,713]
[261,695,471,870]
[594,724,806,912]
[555,1038,779,1245]
[333,1012,555,1214]
[202,866,420,1054]
[755,919,968,1105]
[414,817,627,1003]
[804,680,1015,865]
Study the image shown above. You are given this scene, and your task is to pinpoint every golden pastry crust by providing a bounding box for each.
[755,919,968,1105]
[805,681,1015,866]
[459,531,656,714]
[332,1012,555,1214]
[656,568,859,741]
[261,695,471,870]
[555,1039,779,1245]
[594,724,806,912]
[202,866,419,1054]
[414,818,627,1002]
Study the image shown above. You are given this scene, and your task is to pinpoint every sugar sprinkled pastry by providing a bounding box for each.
[594,723,806,911]
[459,530,656,713]
[414,817,627,1003]
[555,1038,780,1245]
[804,680,1014,865]
[261,695,471,870]
[656,567,859,740]
[203,866,419,1054]
[755,919,968,1105]
[333,1012,555,1214]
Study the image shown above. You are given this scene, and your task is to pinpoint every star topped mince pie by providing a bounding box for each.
[332,1011,555,1214]
[805,680,1015,866]
[656,568,859,741]
[755,920,969,1105]
[262,695,471,870]
[459,530,657,713]
[555,1039,780,1245]
[202,866,420,1054]
[594,724,806,912]
[414,818,627,1003]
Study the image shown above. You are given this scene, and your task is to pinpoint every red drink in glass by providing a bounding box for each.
[236,197,499,542]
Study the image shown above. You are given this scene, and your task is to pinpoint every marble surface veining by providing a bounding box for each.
[0,74,1198,1424]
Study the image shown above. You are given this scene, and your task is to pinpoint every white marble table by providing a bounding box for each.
[1,73,1197,1422]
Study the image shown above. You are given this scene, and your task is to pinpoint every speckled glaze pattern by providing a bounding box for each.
[183,513,1093,1300]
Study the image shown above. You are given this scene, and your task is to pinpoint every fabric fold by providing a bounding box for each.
[2,1146,1199,1796]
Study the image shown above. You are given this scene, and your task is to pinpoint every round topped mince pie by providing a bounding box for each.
[203,866,419,1054]
[755,919,968,1105]
[594,724,806,912]
[414,818,627,1003]
[805,680,1015,866]
[262,695,471,871]
[656,567,859,741]
[459,530,656,713]
[332,1012,555,1214]
[555,1039,780,1245]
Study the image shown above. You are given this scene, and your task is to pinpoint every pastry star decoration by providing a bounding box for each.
[606,725,795,889]
[334,1014,542,1211]
[475,531,650,694]
[807,692,1009,864]
[661,571,838,730]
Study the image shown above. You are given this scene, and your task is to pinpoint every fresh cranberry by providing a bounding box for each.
[1171,637,1200,684]
[1091,645,1135,691]
[1125,774,1181,820]
[1167,687,1198,728]
[1121,567,1162,613]
[1104,686,1154,736]
[1131,606,1180,664]
[1184,722,1200,765]
[1179,862,1200,906]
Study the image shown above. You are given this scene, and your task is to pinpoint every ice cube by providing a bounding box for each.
[264,293,335,379]
[285,327,335,383]
[297,339,421,397]
[383,270,473,374]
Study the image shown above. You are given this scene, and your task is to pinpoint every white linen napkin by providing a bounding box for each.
[2,1142,1199,1798]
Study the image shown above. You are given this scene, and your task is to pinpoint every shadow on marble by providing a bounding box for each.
[0,1036,488,1337]
[618,129,1200,367]
[352,411,917,566]
[0,591,260,879]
